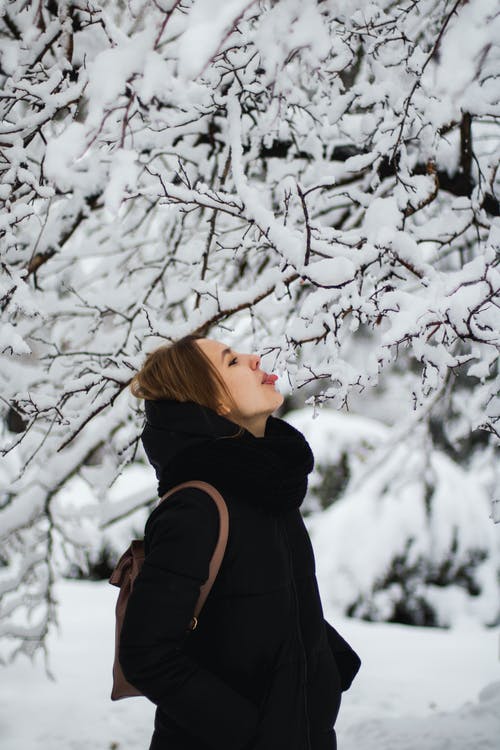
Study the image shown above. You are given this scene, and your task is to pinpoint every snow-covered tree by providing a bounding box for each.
[289,408,499,628]
[1,0,499,661]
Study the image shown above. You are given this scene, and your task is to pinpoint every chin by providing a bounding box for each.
[270,392,285,411]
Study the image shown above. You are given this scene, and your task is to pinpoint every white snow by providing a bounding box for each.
[103,149,140,217]
[0,322,32,355]
[0,579,498,750]
[287,408,500,628]
[178,0,254,81]
[303,257,356,287]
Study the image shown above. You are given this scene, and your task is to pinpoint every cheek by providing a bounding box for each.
[230,378,266,411]
[227,376,253,403]
[228,374,282,415]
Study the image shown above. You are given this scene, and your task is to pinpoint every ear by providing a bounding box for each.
[217,402,231,416]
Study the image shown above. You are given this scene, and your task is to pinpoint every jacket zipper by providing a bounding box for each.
[282,520,312,750]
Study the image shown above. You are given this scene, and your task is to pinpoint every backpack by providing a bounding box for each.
[109,480,229,701]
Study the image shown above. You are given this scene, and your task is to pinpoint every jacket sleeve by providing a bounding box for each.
[119,488,259,750]
[324,618,361,692]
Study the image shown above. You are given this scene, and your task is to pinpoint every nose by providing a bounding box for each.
[249,353,261,369]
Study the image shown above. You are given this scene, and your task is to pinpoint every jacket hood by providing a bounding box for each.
[142,399,253,483]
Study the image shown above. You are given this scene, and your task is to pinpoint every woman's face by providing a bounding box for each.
[196,338,284,435]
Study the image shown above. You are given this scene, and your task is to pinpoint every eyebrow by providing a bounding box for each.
[220,347,232,362]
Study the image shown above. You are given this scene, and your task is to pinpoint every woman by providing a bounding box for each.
[119,334,361,750]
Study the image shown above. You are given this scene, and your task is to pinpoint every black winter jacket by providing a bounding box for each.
[119,400,361,750]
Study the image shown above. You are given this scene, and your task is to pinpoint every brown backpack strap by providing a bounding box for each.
[159,480,229,628]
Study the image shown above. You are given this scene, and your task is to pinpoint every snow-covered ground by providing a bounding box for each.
[0,579,498,749]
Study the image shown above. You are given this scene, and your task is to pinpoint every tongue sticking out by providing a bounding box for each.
[264,374,278,385]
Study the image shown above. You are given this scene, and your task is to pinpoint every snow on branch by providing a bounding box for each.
[0,0,499,659]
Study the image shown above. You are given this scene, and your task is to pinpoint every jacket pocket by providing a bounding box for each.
[324,619,361,692]
[251,658,307,750]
